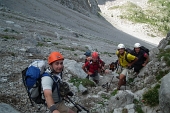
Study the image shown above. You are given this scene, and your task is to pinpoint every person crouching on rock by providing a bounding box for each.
[42,51,75,113]
[82,51,108,84]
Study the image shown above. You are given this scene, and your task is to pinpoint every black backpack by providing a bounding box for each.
[140,46,149,55]
[117,48,133,63]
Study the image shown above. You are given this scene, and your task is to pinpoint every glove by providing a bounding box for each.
[67,91,74,96]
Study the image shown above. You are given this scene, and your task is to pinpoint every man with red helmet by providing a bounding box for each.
[82,51,108,84]
[41,51,75,113]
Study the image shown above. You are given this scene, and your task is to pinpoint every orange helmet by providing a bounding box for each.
[48,51,64,64]
[92,52,98,58]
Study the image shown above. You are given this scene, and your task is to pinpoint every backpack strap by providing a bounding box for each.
[42,70,62,102]
[50,72,63,101]
[117,51,131,63]
[125,52,131,63]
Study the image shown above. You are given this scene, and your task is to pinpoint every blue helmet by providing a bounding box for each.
[84,50,91,57]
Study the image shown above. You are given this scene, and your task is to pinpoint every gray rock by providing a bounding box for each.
[148,48,158,61]
[158,39,168,49]
[159,72,170,113]
[0,103,20,113]
[142,106,162,113]
[161,62,167,68]
[164,45,170,50]
[6,21,14,24]
[108,90,134,110]
[144,75,155,85]
[14,24,21,28]
[20,37,38,45]
[26,48,41,54]
[64,59,87,78]
[125,104,135,113]
[78,84,88,94]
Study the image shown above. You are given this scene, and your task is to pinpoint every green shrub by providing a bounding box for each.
[142,84,160,107]
[53,42,59,45]
[157,48,170,66]
[122,108,128,113]
[98,101,105,106]
[111,89,118,96]
[1,36,15,39]
[3,29,8,32]
[156,70,168,81]
[62,47,75,51]
[69,77,95,88]
[101,94,110,100]
[112,1,170,36]
[133,99,144,113]
[135,105,144,113]
[36,42,44,46]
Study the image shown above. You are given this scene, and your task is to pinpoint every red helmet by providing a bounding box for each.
[92,52,98,58]
[48,51,64,64]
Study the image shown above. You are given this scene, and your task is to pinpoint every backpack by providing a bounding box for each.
[22,60,51,105]
[109,60,119,71]
[140,46,149,55]
[117,48,133,63]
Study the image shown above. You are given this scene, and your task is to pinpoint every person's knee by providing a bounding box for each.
[119,74,125,80]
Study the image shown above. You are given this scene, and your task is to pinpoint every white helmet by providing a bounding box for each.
[134,43,141,48]
[117,44,125,49]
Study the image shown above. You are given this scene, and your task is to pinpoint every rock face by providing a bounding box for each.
[108,90,134,110]
[0,103,20,113]
[0,0,170,112]
[159,72,170,113]
[54,0,100,16]
[158,31,170,49]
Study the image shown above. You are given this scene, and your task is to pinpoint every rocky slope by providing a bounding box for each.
[0,0,170,113]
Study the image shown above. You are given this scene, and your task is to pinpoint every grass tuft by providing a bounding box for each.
[110,1,170,36]
[69,77,96,88]
[142,84,160,107]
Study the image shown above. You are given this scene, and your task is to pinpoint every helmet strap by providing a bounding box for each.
[49,65,60,74]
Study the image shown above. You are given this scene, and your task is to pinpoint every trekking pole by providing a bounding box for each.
[75,103,89,113]
[125,67,131,90]
[102,63,119,91]
[66,96,89,113]
[107,75,114,92]
[107,64,121,91]
[65,96,82,113]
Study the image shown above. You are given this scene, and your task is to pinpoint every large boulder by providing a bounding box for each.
[158,31,170,49]
[159,72,170,113]
[0,103,20,113]
[64,59,87,78]
[108,90,134,111]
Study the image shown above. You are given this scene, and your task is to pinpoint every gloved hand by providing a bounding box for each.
[67,91,74,96]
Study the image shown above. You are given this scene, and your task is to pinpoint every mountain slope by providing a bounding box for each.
[0,0,155,48]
